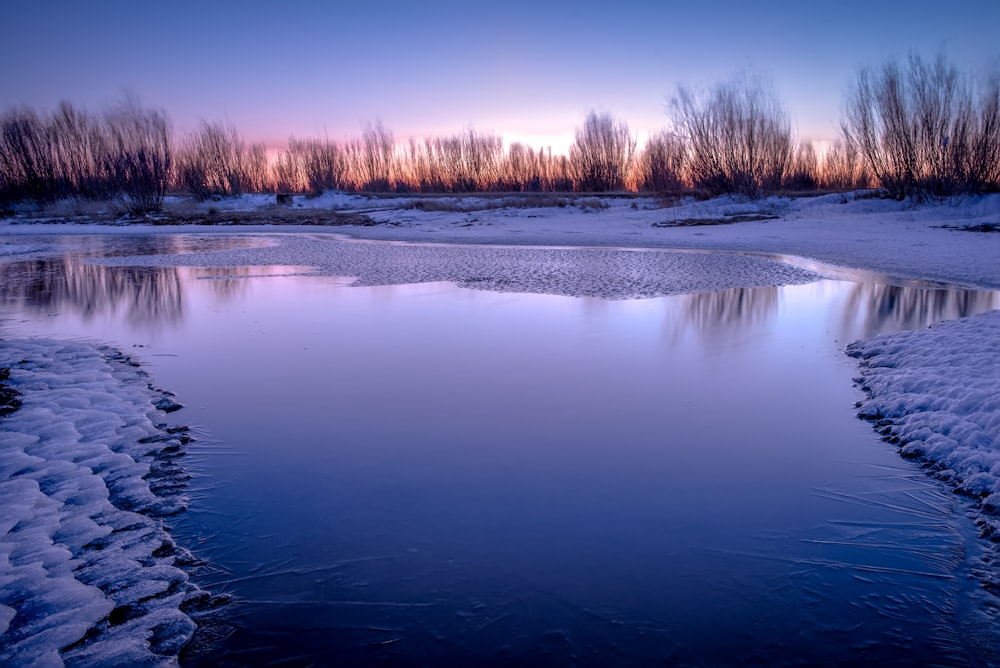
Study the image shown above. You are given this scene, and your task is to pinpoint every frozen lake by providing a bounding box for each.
[2,234,999,665]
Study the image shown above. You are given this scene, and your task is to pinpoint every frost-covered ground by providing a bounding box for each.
[1,191,999,658]
[0,339,210,665]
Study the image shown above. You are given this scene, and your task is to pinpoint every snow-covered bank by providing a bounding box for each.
[0,339,206,665]
[848,311,1000,542]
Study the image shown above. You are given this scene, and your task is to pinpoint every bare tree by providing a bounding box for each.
[671,73,792,198]
[568,112,636,192]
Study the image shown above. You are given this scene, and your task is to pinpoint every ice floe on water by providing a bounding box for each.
[89,235,820,300]
[848,310,1000,541]
[0,338,209,665]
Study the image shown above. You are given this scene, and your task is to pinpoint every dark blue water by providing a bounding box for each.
[2,235,998,666]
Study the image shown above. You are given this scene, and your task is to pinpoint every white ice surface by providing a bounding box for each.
[0,339,198,666]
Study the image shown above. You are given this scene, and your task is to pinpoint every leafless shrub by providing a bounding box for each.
[784,142,819,191]
[407,130,504,192]
[636,131,688,194]
[816,140,873,191]
[48,102,113,200]
[355,120,395,192]
[445,129,503,191]
[287,138,345,195]
[842,53,1000,199]
[0,98,170,212]
[568,112,636,192]
[498,144,574,192]
[962,68,1000,192]
[103,97,171,213]
[243,143,271,194]
[176,121,255,199]
[670,73,793,198]
[498,142,534,191]
[0,107,58,204]
[271,146,305,194]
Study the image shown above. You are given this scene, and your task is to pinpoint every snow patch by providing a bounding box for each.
[0,339,208,665]
[847,310,1000,538]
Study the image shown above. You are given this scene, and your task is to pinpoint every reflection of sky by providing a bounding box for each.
[3,0,997,149]
[5,258,994,663]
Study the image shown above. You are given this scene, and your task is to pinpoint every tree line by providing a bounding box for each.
[1,54,997,212]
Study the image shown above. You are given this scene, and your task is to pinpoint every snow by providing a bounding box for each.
[0,339,203,666]
[847,310,1000,538]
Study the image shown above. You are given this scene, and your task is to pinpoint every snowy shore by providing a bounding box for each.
[0,339,206,665]
[848,310,1000,541]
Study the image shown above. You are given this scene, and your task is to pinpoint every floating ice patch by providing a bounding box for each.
[847,310,1000,539]
[91,236,820,300]
[0,339,211,665]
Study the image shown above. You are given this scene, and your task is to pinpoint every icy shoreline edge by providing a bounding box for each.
[847,310,1000,550]
[0,338,214,665]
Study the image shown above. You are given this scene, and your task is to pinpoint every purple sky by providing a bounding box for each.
[3,0,998,153]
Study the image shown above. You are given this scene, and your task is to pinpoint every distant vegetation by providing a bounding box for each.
[1,54,997,212]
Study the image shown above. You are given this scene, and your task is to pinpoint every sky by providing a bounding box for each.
[2,0,999,154]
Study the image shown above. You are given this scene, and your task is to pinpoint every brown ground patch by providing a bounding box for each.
[4,207,376,227]
[936,222,1000,233]
[652,213,778,227]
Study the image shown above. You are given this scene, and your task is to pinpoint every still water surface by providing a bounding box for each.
[2,235,999,666]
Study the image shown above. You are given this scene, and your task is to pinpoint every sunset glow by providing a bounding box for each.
[3,0,998,151]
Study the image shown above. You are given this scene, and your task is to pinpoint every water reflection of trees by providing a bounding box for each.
[195,267,258,301]
[0,257,184,326]
[841,283,1000,339]
[64,234,263,260]
[664,286,780,344]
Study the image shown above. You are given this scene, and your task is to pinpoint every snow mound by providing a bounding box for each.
[847,310,1000,537]
[0,339,206,665]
